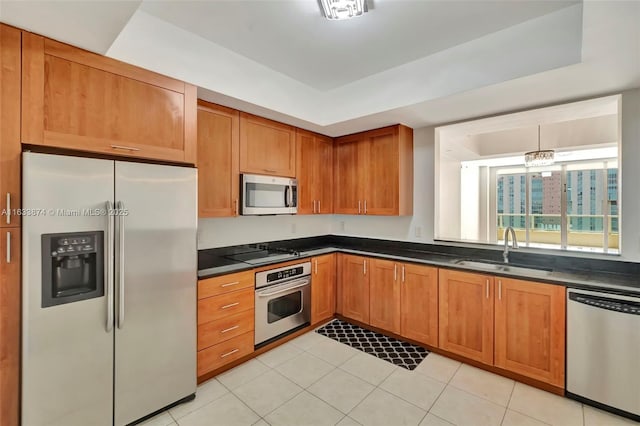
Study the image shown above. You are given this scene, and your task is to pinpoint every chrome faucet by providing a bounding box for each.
[503,226,519,263]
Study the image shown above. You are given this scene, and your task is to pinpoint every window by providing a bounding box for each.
[435,94,621,254]
[493,159,618,253]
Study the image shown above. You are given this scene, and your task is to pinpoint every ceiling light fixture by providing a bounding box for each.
[320,0,368,20]
[524,125,555,167]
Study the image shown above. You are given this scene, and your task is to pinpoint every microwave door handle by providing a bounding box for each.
[284,185,290,207]
[288,184,294,207]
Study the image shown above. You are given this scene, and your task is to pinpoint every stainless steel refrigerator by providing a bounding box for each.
[22,152,197,426]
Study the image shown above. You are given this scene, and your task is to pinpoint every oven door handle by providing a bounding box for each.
[257,279,310,297]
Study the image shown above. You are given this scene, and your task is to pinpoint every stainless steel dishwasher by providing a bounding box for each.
[567,288,640,420]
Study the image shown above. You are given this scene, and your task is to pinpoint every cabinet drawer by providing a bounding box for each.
[198,309,255,351]
[198,288,254,325]
[198,270,254,299]
[197,331,254,376]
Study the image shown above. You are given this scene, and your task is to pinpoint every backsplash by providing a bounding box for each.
[197,215,333,249]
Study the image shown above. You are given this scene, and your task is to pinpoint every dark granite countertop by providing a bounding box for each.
[198,236,640,296]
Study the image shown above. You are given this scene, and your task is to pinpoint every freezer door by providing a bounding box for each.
[22,153,114,426]
[114,161,197,425]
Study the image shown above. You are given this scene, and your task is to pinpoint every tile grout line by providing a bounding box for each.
[423,371,451,419]
[428,412,456,425]
[246,367,306,420]
[498,381,516,425]
[217,376,267,423]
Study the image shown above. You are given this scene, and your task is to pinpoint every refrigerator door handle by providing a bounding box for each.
[117,200,126,329]
[106,201,114,332]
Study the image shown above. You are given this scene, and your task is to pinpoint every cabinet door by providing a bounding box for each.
[439,269,494,365]
[296,130,316,215]
[197,102,240,217]
[22,34,197,164]
[337,254,370,323]
[400,264,438,347]
[311,254,336,324]
[0,228,20,426]
[239,113,296,177]
[0,25,21,228]
[364,129,399,215]
[334,138,364,214]
[315,135,334,214]
[369,259,400,334]
[495,278,565,387]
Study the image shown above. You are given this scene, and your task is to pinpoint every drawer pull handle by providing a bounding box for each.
[221,281,240,288]
[111,145,141,152]
[220,348,239,358]
[221,325,240,334]
[221,302,240,310]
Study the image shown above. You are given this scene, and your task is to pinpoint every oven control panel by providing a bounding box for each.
[255,262,311,289]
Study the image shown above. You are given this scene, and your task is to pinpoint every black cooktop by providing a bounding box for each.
[198,243,301,269]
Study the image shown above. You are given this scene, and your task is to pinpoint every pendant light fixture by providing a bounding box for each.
[320,0,368,20]
[524,125,554,167]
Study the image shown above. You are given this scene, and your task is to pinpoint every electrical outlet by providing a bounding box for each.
[340,221,345,232]
[291,223,296,234]
[415,226,422,238]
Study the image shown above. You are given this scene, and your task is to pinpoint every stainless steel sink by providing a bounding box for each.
[453,259,553,276]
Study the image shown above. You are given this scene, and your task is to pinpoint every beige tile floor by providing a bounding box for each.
[140,330,639,426]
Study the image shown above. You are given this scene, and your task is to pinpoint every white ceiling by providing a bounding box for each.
[1,0,639,136]
[139,0,577,90]
[438,95,620,161]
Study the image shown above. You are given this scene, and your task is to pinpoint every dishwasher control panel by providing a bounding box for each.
[569,292,640,315]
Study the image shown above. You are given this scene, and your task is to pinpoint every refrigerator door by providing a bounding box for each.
[113,161,197,425]
[22,153,115,426]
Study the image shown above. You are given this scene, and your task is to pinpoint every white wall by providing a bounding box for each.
[198,215,332,249]
[620,89,640,261]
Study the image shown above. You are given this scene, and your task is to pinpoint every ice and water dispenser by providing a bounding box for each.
[41,231,104,307]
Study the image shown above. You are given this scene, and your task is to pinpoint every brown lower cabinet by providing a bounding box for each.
[338,255,565,388]
[197,332,254,377]
[369,259,401,334]
[336,254,370,323]
[197,269,255,379]
[494,277,566,387]
[439,269,566,387]
[439,269,495,365]
[399,263,439,347]
[311,254,336,324]
[0,227,20,426]
[340,255,439,347]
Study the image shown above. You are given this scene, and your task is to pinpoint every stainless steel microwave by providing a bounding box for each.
[241,174,297,215]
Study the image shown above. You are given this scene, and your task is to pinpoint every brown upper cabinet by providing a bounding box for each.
[334,125,413,216]
[21,32,197,164]
[197,101,240,217]
[239,113,296,177]
[494,277,565,387]
[0,25,21,228]
[296,129,333,214]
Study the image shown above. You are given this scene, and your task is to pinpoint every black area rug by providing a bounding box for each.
[315,319,429,370]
